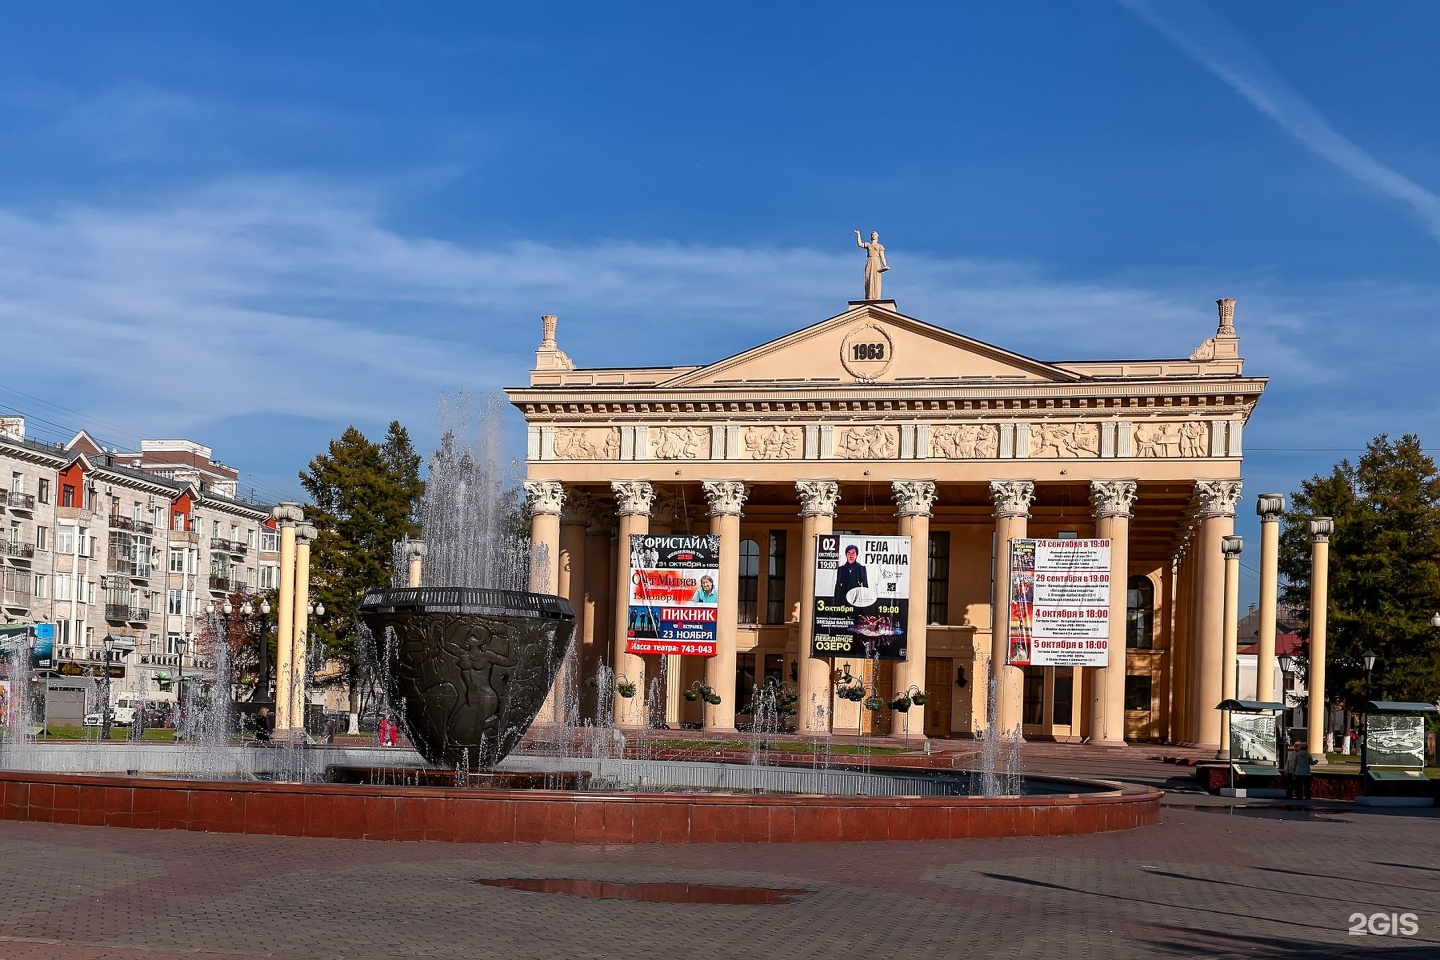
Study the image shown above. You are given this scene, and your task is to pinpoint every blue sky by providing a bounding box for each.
[3,2,1439,600]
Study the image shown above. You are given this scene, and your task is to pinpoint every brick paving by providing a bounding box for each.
[0,747,1437,959]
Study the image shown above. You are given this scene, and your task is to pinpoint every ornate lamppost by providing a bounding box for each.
[1360,649,1377,782]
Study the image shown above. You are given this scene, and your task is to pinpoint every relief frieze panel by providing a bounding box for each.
[836,424,899,460]
[1029,422,1099,458]
[553,427,620,461]
[650,425,708,460]
[743,425,801,460]
[1133,421,1210,458]
[930,423,1000,460]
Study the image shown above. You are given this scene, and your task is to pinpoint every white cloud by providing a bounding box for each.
[1120,0,1440,244]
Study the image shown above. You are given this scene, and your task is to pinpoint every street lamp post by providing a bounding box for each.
[1360,648,1377,783]
[99,636,114,742]
[1277,653,1295,766]
[252,599,272,704]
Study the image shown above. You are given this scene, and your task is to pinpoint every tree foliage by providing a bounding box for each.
[299,422,424,710]
[1278,434,1440,706]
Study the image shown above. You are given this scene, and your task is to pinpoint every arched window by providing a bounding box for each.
[1126,575,1154,649]
[738,538,759,623]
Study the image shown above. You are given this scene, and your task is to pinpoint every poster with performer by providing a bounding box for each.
[811,534,911,660]
[1007,538,1111,667]
[625,534,720,658]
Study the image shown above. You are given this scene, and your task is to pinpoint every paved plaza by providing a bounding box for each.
[0,750,1436,959]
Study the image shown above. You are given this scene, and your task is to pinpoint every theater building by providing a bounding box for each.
[506,290,1263,747]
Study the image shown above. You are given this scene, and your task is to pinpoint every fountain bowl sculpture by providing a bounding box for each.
[357,586,575,770]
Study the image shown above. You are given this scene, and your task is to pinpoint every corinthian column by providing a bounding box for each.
[1090,480,1137,747]
[610,480,654,728]
[703,480,748,733]
[796,480,840,734]
[1254,493,1285,703]
[286,521,317,737]
[1193,479,1242,749]
[523,480,566,595]
[989,480,1035,737]
[893,480,937,736]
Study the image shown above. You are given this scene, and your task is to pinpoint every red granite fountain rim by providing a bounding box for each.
[0,768,1158,807]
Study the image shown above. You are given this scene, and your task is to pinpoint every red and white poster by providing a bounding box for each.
[624,534,719,657]
[1007,538,1111,667]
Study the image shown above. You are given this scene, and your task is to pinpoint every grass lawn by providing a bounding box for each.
[639,737,909,756]
[1324,752,1440,778]
[35,727,178,741]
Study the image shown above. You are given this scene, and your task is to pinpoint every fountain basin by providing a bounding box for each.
[358,586,575,771]
[0,762,1159,842]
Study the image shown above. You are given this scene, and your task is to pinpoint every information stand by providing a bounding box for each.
[1358,700,1438,808]
[1215,698,1285,797]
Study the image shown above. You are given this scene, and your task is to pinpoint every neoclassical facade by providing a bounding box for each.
[506,295,1263,746]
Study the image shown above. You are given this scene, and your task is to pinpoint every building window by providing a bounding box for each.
[927,531,950,624]
[737,539,759,624]
[259,565,278,590]
[1126,576,1154,649]
[1052,668,1074,725]
[33,574,47,599]
[55,573,73,601]
[10,472,21,493]
[168,590,184,615]
[1125,674,1154,712]
[1023,670,1045,726]
[734,652,756,708]
[765,531,787,624]
[173,512,186,531]
[61,484,76,507]
[35,526,48,551]
[170,549,185,573]
[78,527,92,557]
[167,633,184,656]
[38,478,50,504]
[57,525,75,555]
[261,530,279,552]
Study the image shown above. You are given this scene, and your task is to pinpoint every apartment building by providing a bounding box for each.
[1,417,279,714]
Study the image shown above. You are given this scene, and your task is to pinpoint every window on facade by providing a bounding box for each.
[168,590,184,615]
[261,530,279,552]
[10,472,20,493]
[737,539,759,623]
[1053,668,1074,725]
[173,512,186,531]
[55,573,73,601]
[765,531,787,624]
[78,527,92,557]
[259,565,278,590]
[57,525,75,555]
[61,484,76,507]
[38,478,50,504]
[1124,674,1154,712]
[734,652,756,708]
[927,531,951,624]
[35,526,48,551]
[1126,575,1154,649]
[170,549,185,573]
[56,620,70,644]
[1023,670,1045,726]
[167,633,184,656]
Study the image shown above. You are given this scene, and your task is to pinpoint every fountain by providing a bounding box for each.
[0,392,1159,841]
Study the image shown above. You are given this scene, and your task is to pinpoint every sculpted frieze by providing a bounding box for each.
[651,426,707,460]
[1133,421,1210,458]
[1030,422,1099,459]
[930,424,999,460]
[743,425,801,460]
[836,424,898,460]
[554,427,619,461]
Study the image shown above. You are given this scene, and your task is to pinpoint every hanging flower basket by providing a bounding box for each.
[911,691,928,706]
[684,689,699,702]
[890,696,912,713]
[617,682,638,699]
[153,673,172,692]
[705,693,722,705]
[863,695,884,712]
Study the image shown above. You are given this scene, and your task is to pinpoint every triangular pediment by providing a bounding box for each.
[659,302,1082,388]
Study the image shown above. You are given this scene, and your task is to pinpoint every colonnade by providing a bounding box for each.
[521,476,1165,743]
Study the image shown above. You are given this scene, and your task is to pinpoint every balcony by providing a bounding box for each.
[1,586,30,608]
[211,537,248,558]
[129,607,151,624]
[209,576,233,594]
[109,514,156,535]
[7,491,36,511]
[0,540,35,561]
[105,603,131,622]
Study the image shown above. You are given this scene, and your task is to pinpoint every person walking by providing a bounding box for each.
[378,714,397,748]
[1284,736,1314,800]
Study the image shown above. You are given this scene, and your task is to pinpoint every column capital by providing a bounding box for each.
[1309,516,1334,543]
[295,521,318,544]
[400,539,427,560]
[561,491,595,526]
[702,480,748,517]
[1090,480,1137,520]
[892,480,937,518]
[1221,534,1244,558]
[1256,492,1286,521]
[1194,480,1243,518]
[271,501,305,527]
[610,480,655,517]
[796,480,840,518]
[523,480,566,516]
[989,480,1035,519]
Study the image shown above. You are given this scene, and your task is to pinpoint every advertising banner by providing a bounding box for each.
[1007,538,1111,667]
[625,534,719,657]
[33,624,54,670]
[810,534,911,660]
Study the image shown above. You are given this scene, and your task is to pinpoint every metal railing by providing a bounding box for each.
[7,491,36,510]
[0,540,35,560]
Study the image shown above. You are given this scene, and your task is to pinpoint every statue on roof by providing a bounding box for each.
[854,230,890,300]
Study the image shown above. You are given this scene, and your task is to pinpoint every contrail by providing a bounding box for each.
[1120,0,1440,244]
